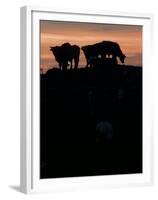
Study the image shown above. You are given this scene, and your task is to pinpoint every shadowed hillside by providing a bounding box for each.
[40,64,142,179]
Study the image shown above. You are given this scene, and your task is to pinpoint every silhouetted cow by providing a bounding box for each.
[50,43,80,70]
[81,41,126,67]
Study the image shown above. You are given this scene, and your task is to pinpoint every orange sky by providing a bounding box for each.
[40,20,142,73]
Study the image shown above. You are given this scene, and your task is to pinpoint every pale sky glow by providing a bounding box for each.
[40,20,142,73]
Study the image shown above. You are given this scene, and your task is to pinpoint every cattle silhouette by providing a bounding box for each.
[50,43,80,70]
[81,41,126,67]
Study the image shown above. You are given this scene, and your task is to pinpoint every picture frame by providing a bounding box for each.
[20,6,153,194]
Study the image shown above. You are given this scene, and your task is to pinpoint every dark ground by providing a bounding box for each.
[40,64,142,179]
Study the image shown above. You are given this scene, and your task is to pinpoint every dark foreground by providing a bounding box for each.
[40,64,142,179]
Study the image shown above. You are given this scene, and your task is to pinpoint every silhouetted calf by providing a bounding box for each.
[50,43,80,70]
[81,41,126,67]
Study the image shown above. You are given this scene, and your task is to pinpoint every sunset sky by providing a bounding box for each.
[40,20,142,73]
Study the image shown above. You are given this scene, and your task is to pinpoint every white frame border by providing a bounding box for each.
[20,6,153,194]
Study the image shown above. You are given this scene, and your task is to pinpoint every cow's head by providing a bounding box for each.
[50,46,62,62]
[120,54,126,63]
[81,46,89,55]
[81,46,86,51]
[50,46,56,52]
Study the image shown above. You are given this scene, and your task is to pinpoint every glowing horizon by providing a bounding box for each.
[40,20,142,73]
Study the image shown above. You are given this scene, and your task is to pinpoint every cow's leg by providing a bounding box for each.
[85,56,89,68]
[59,63,61,70]
[112,55,118,65]
[74,58,79,69]
[70,60,73,69]
[63,61,68,71]
[86,60,89,68]
[87,56,93,68]
[101,53,105,59]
